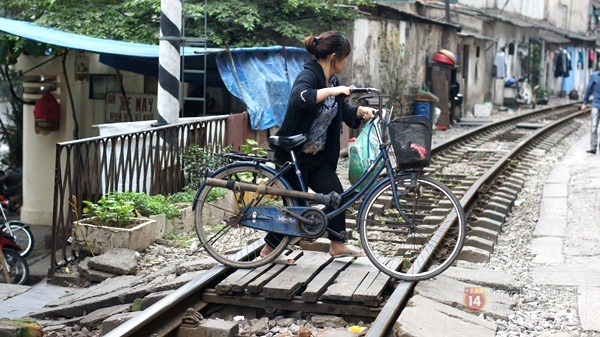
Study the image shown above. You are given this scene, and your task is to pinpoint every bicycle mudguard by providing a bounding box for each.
[192,162,294,211]
[240,206,327,239]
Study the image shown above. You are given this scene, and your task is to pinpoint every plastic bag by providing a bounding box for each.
[348,120,382,192]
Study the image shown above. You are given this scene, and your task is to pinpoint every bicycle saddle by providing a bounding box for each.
[268,135,307,150]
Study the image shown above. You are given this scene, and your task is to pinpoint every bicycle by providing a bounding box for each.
[193,87,466,281]
[0,202,33,257]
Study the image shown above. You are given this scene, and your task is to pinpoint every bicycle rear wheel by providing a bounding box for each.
[194,164,295,268]
[0,248,29,285]
[2,223,34,257]
[358,174,466,281]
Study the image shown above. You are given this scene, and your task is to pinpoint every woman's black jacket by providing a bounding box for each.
[273,58,362,166]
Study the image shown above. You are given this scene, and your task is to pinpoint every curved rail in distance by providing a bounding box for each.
[365,103,583,336]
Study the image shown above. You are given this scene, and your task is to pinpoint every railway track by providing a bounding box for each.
[105,103,584,337]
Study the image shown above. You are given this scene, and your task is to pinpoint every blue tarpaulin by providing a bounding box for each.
[0,18,310,130]
[216,47,309,130]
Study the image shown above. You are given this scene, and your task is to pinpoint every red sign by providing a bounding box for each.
[105,93,157,123]
[463,287,486,312]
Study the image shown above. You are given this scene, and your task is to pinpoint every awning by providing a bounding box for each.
[458,30,497,42]
[0,17,311,130]
[0,17,222,57]
[538,30,570,44]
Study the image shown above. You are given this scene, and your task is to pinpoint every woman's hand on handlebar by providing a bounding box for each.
[357,106,376,120]
[329,86,352,97]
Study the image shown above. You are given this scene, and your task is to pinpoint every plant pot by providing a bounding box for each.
[72,217,158,254]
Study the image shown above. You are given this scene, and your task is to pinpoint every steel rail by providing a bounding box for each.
[432,102,576,153]
[102,239,270,336]
[365,105,583,336]
[102,265,228,337]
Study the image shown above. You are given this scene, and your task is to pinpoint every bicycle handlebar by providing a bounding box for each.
[349,87,382,95]
[349,86,391,123]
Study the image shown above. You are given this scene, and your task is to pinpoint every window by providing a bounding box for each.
[89,74,122,100]
[145,77,158,95]
[561,5,568,29]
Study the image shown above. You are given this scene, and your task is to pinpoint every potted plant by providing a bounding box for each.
[72,193,159,254]
[110,191,191,235]
[534,86,551,105]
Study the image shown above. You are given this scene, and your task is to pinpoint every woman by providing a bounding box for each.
[262,31,376,264]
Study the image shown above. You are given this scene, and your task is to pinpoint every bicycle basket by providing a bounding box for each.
[388,115,433,169]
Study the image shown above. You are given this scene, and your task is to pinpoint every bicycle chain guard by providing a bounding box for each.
[239,206,327,238]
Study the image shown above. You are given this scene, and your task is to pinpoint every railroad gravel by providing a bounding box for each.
[41,101,595,337]
[483,113,596,337]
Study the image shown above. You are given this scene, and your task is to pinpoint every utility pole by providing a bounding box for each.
[157,0,181,125]
[445,0,451,23]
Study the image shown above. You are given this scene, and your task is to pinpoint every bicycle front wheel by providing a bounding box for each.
[0,248,29,285]
[194,164,295,269]
[358,174,466,281]
[2,223,34,257]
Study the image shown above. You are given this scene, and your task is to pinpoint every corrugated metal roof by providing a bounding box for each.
[458,30,497,41]
[538,30,571,44]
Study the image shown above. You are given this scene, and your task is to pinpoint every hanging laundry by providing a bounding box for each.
[554,51,565,78]
[493,48,506,78]
[564,50,571,78]
[578,49,584,69]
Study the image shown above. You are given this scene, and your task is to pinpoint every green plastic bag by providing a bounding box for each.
[348,120,382,192]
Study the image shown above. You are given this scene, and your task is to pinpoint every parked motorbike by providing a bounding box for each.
[0,159,22,213]
[505,77,534,108]
[0,232,29,285]
[0,199,34,257]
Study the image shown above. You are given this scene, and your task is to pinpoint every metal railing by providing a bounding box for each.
[49,116,228,279]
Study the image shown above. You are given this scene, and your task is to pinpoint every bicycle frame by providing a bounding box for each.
[220,123,416,231]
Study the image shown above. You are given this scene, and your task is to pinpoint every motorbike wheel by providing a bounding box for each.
[2,223,34,257]
[0,248,29,285]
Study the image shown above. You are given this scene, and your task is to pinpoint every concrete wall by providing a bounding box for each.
[546,0,589,33]
[459,0,588,34]
[458,0,545,20]
[351,17,459,115]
